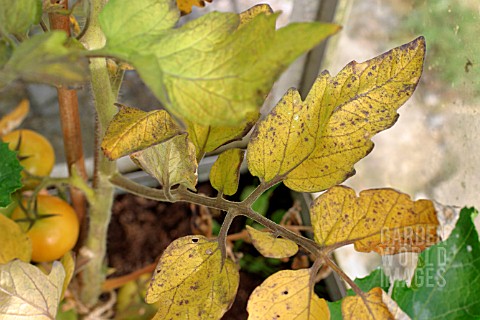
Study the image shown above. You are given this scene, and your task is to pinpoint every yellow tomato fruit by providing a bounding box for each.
[12,195,79,262]
[2,129,55,188]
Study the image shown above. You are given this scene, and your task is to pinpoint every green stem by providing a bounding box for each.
[79,0,118,307]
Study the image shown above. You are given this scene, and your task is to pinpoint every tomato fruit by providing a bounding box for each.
[2,129,55,188]
[11,195,79,262]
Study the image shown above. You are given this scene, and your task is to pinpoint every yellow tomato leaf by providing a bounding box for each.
[101,104,183,160]
[247,37,426,192]
[0,260,65,319]
[176,0,212,15]
[311,186,439,255]
[209,148,244,196]
[246,225,298,259]
[247,269,330,320]
[145,235,239,319]
[186,112,258,160]
[0,99,29,136]
[0,214,32,263]
[342,288,393,320]
[131,134,198,191]
[239,4,273,25]
[60,252,75,300]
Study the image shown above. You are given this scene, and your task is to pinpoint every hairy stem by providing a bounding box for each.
[79,0,118,307]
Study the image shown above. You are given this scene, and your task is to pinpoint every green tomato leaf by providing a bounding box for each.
[392,207,480,319]
[99,1,339,126]
[0,0,42,37]
[99,0,179,59]
[0,260,65,319]
[209,148,244,196]
[0,142,22,207]
[0,32,88,88]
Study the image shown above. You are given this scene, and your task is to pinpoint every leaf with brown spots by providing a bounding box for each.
[130,134,198,191]
[176,0,213,15]
[247,37,425,192]
[311,186,439,255]
[246,225,298,259]
[247,269,330,319]
[342,288,394,320]
[101,104,183,160]
[145,235,239,319]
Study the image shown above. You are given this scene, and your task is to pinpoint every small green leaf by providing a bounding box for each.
[0,32,89,88]
[392,207,480,319]
[0,142,22,207]
[0,214,32,263]
[0,0,42,37]
[130,134,198,191]
[101,104,183,160]
[209,148,244,196]
[0,260,65,319]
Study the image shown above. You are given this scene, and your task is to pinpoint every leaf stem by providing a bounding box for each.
[242,178,280,207]
[110,173,323,257]
[324,257,375,317]
[217,210,238,269]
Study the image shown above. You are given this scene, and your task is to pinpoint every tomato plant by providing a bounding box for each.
[11,195,79,262]
[2,129,55,188]
[0,1,478,319]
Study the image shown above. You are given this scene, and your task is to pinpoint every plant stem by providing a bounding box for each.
[242,178,280,207]
[79,0,118,307]
[110,174,323,257]
[48,0,89,248]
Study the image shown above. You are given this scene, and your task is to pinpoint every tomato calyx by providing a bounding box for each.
[13,196,59,231]
[12,132,33,162]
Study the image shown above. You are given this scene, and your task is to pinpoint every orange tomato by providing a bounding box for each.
[12,195,79,262]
